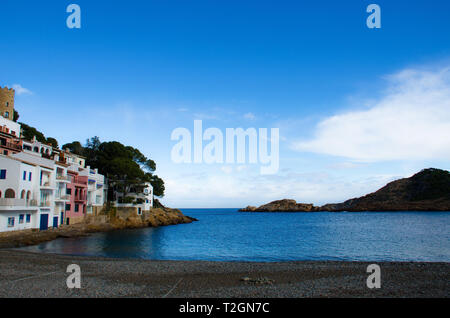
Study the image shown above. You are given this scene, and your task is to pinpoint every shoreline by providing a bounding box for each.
[0,249,448,297]
[0,207,197,249]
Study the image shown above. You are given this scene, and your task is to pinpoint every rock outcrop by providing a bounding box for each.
[240,199,316,212]
[240,168,450,212]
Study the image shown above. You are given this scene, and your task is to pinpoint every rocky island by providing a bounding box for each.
[240,168,450,212]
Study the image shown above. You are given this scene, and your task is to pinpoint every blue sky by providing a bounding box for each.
[1,0,450,207]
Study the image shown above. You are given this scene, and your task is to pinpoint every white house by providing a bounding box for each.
[0,155,39,232]
[11,150,60,230]
[114,182,153,215]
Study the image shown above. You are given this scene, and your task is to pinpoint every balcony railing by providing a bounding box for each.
[73,177,88,186]
[56,175,71,181]
[2,141,22,151]
[40,181,54,188]
[55,194,70,201]
[74,195,87,202]
[40,201,51,207]
[0,199,38,207]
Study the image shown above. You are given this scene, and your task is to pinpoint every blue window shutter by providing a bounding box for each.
[23,171,27,180]
[29,172,32,181]
[0,170,6,179]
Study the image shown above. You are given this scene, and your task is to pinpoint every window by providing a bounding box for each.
[137,207,142,215]
[6,102,9,107]
[7,217,14,227]
[20,190,25,199]
[0,169,6,179]
[19,214,24,224]
[5,189,15,198]
[23,171,27,180]
[65,204,71,211]
[3,150,7,155]
[4,111,9,118]
[75,204,79,212]
[66,188,72,195]
[26,214,31,223]
[29,172,32,181]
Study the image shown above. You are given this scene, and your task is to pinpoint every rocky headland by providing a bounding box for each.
[240,168,450,212]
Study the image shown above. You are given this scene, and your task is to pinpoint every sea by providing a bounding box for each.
[18,209,450,262]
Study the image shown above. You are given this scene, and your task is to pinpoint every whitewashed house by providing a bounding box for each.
[11,149,60,230]
[114,182,153,215]
[0,155,40,232]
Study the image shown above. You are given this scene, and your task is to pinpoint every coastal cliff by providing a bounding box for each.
[240,168,450,212]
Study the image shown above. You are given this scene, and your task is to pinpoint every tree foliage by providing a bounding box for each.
[62,137,165,198]
[46,137,58,148]
[13,110,19,122]
[19,122,58,147]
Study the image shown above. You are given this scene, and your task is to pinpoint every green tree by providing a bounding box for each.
[46,137,58,148]
[82,139,165,198]
[19,123,47,143]
[13,110,19,122]
[62,141,85,156]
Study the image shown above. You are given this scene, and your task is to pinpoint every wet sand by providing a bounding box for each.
[0,249,448,298]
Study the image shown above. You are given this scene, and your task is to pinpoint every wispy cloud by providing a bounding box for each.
[243,112,256,120]
[12,84,33,96]
[293,66,450,161]
[163,169,399,208]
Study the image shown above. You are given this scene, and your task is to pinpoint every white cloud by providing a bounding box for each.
[163,170,398,208]
[244,112,256,120]
[220,166,233,174]
[12,84,33,96]
[293,66,450,161]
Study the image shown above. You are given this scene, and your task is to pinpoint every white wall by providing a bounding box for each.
[0,116,21,137]
[0,210,37,232]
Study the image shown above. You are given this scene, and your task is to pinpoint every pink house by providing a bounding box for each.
[65,171,88,224]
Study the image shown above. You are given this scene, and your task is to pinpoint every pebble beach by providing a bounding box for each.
[0,249,448,298]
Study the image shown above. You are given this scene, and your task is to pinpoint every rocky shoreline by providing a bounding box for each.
[0,206,197,249]
[240,168,450,212]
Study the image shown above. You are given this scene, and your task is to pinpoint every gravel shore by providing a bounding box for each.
[0,249,448,298]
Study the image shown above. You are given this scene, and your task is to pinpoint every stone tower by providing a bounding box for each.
[0,86,15,120]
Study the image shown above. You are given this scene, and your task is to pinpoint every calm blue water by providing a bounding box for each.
[18,209,450,262]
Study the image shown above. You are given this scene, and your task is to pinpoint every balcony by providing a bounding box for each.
[40,181,54,190]
[0,126,19,138]
[0,139,22,151]
[39,201,51,207]
[73,176,88,186]
[74,195,87,202]
[55,194,70,202]
[0,199,38,207]
[56,174,71,182]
